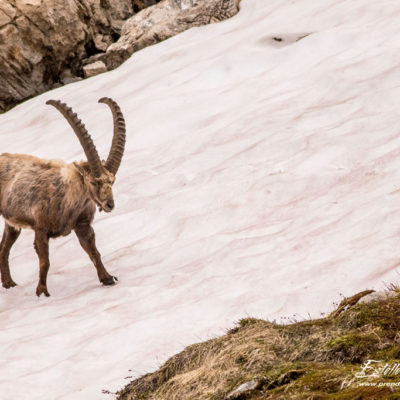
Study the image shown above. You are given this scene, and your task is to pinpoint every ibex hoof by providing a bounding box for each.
[2,279,17,289]
[36,285,50,297]
[102,276,118,286]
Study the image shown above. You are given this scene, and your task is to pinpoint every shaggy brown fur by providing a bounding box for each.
[0,98,126,296]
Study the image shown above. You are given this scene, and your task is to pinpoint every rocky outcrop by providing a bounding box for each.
[0,0,141,113]
[0,0,240,113]
[105,0,241,70]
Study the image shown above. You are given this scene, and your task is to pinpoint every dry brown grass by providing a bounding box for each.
[117,290,400,400]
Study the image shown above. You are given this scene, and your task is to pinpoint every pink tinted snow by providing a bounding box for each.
[1,0,400,399]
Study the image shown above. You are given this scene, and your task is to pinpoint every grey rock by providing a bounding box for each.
[359,290,398,304]
[60,69,83,85]
[83,60,108,77]
[105,0,241,70]
[226,379,258,399]
[82,53,107,66]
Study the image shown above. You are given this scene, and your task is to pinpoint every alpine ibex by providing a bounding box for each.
[0,97,126,296]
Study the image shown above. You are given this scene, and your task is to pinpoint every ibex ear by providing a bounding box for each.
[73,162,87,177]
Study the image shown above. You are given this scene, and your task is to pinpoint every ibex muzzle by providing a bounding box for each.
[0,97,126,296]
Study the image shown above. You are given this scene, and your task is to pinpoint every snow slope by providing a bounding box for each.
[1,0,400,398]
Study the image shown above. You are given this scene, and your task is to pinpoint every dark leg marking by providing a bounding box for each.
[34,229,50,297]
[0,223,21,289]
[74,222,116,286]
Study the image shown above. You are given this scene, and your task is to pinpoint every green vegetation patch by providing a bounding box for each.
[117,291,400,400]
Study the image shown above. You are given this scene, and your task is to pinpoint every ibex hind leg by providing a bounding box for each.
[34,229,50,297]
[0,223,21,288]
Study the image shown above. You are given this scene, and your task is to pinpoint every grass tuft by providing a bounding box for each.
[117,290,400,400]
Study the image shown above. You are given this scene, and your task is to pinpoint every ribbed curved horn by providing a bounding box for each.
[98,97,126,175]
[46,99,103,177]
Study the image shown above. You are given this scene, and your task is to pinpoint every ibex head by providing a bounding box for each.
[46,97,126,212]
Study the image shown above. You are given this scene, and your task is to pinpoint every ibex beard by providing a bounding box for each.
[0,97,126,297]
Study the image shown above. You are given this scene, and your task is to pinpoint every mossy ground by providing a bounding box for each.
[117,290,400,400]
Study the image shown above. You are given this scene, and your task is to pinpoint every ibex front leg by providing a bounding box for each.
[34,229,50,297]
[74,222,116,286]
[0,223,21,288]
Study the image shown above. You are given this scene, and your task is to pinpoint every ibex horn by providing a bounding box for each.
[98,97,126,176]
[46,100,103,177]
